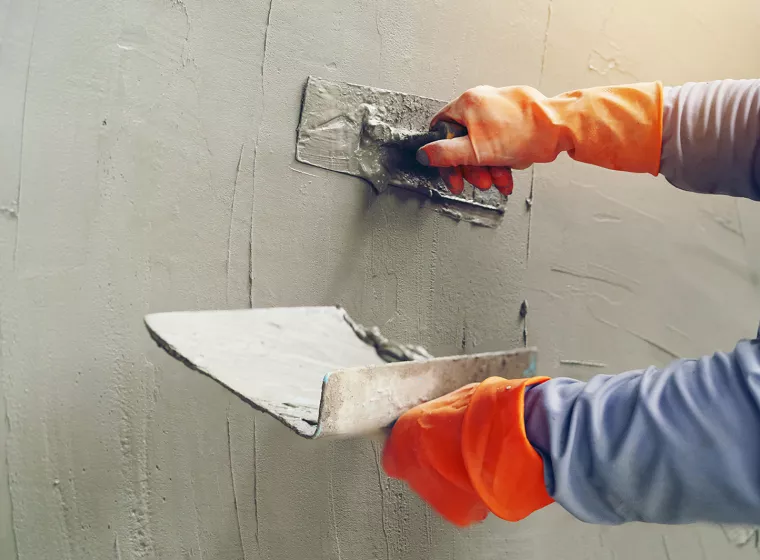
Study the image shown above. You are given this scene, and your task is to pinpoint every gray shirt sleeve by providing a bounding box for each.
[660,80,760,199]
[524,339,760,525]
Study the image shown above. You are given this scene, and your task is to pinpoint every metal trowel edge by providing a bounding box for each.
[144,306,536,439]
[316,347,537,438]
[295,76,507,226]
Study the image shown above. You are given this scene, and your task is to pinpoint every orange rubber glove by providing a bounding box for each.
[417,83,664,196]
[382,376,553,527]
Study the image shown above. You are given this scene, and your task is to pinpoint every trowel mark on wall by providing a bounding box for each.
[225,412,246,559]
[0,206,18,218]
[374,0,383,78]
[666,324,691,341]
[328,451,343,560]
[550,266,635,293]
[538,2,553,85]
[252,418,260,550]
[13,0,41,270]
[520,300,529,346]
[289,166,318,178]
[721,524,760,549]
[625,328,679,359]
[226,144,246,305]
[559,359,607,368]
[251,0,275,285]
[660,536,673,560]
[116,360,157,560]
[593,189,664,225]
[593,212,622,223]
[587,50,640,81]
[371,441,391,560]
[586,303,619,329]
[113,533,123,560]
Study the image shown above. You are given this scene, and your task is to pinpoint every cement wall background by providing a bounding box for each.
[2,0,760,558]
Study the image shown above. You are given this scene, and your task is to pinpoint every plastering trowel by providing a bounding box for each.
[144,306,536,439]
[296,76,507,224]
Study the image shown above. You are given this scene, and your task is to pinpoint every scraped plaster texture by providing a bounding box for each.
[3,0,760,558]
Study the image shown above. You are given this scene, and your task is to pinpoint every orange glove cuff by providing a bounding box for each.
[551,82,664,175]
[462,376,553,522]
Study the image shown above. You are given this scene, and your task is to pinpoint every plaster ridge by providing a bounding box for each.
[13,0,41,270]
[372,441,390,560]
[247,235,253,308]
[374,0,383,77]
[660,536,673,560]
[227,144,246,305]
[225,412,247,560]
[341,309,433,362]
[550,266,635,293]
[0,206,18,218]
[625,328,679,359]
[526,169,535,262]
[327,464,342,560]
[538,1,553,89]
[252,418,260,552]
[260,0,274,84]
[734,199,748,248]
[0,314,19,560]
[250,0,275,309]
[113,533,122,560]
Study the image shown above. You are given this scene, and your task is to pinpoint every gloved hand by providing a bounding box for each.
[417,83,663,195]
[382,376,553,526]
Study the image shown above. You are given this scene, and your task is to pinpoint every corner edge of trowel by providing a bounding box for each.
[143,313,201,376]
[295,75,318,138]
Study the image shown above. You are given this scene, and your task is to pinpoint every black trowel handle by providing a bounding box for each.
[392,121,468,152]
[430,121,468,141]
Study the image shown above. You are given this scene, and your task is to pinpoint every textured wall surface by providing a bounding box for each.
[2,0,760,558]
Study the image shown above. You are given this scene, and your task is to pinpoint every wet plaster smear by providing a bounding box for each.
[2,0,760,558]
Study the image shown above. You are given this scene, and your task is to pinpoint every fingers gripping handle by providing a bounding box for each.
[432,121,468,141]
[390,121,468,153]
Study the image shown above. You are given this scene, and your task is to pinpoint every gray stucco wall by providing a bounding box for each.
[2,0,760,558]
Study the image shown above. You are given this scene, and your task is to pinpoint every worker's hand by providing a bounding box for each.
[418,83,664,196]
[383,376,553,527]
[383,383,489,526]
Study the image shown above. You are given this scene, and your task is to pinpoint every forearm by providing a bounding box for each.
[660,80,760,199]
[524,339,760,524]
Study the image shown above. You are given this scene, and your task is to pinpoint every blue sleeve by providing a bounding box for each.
[523,339,760,525]
[660,80,760,200]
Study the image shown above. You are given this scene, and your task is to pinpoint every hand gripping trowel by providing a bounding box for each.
[296,76,507,225]
[145,306,537,439]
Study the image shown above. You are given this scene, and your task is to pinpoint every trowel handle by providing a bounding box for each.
[393,121,468,152]
[430,121,468,141]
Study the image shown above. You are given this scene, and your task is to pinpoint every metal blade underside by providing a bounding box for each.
[145,306,537,438]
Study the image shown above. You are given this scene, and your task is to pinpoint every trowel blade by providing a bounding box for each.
[295,76,506,218]
[144,306,537,439]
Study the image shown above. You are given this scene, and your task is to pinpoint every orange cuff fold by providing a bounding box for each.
[555,81,664,176]
[462,376,553,522]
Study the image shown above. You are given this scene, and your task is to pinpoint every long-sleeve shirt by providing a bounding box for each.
[524,79,760,524]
